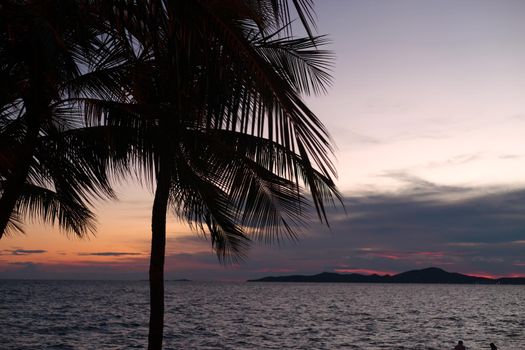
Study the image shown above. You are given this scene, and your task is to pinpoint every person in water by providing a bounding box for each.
[490,343,497,350]
[454,340,466,350]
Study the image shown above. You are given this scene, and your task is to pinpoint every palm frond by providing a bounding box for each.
[268,0,317,39]
[255,34,333,95]
[16,183,96,237]
[169,157,250,263]
[32,125,118,206]
[0,205,24,236]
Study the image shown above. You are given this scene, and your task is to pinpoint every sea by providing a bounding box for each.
[1,280,524,349]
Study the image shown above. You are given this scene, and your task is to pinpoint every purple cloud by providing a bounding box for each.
[78,252,143,257]
[10,249,47,255]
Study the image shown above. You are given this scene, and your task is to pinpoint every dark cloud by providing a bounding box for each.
[9,261,37,266]
[2,180,525,280]
[78,252,143,257]
[337,185,525,245]
[9,249,47,255]
[168,235,207,244]
[293,182,525,277]
[141,181,525,279]
[423,153,482,168]
[378,171,466,193]
[499,154,525,160]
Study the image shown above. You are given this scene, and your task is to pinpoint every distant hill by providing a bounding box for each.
[248,267,525,285]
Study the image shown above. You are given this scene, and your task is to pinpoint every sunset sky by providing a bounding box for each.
[2,0,525,280]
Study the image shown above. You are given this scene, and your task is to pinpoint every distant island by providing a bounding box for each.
[248,267,525,285]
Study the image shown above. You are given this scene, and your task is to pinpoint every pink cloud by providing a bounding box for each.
[508,273,525,278]
[467,273,497,279]
[414,251,445,258]
[334,268,395,275]
[369,253,401,260]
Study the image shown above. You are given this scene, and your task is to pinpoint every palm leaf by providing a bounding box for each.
[255,34,333,95]
[15,183,96,237]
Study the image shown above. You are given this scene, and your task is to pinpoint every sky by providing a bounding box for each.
[2,0,525,280]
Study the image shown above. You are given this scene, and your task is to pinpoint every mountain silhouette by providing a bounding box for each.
[248,267,525,284]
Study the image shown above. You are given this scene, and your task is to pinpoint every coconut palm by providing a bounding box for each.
[91,1,341,349]
[2,2,339,349]
[0,0,131,236]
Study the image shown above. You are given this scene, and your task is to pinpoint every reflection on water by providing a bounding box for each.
[1,280,524,349]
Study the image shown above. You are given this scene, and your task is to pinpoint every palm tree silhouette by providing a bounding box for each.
[2,2,340,349]
[94,1,341,349]
[0,0,130,236]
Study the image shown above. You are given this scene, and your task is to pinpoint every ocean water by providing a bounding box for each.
[0,281,524,349]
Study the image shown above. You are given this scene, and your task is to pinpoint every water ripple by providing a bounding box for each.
[1,281,524,349]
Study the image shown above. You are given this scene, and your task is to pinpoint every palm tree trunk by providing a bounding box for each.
[148,156,171,350]
[0,110,42,238]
